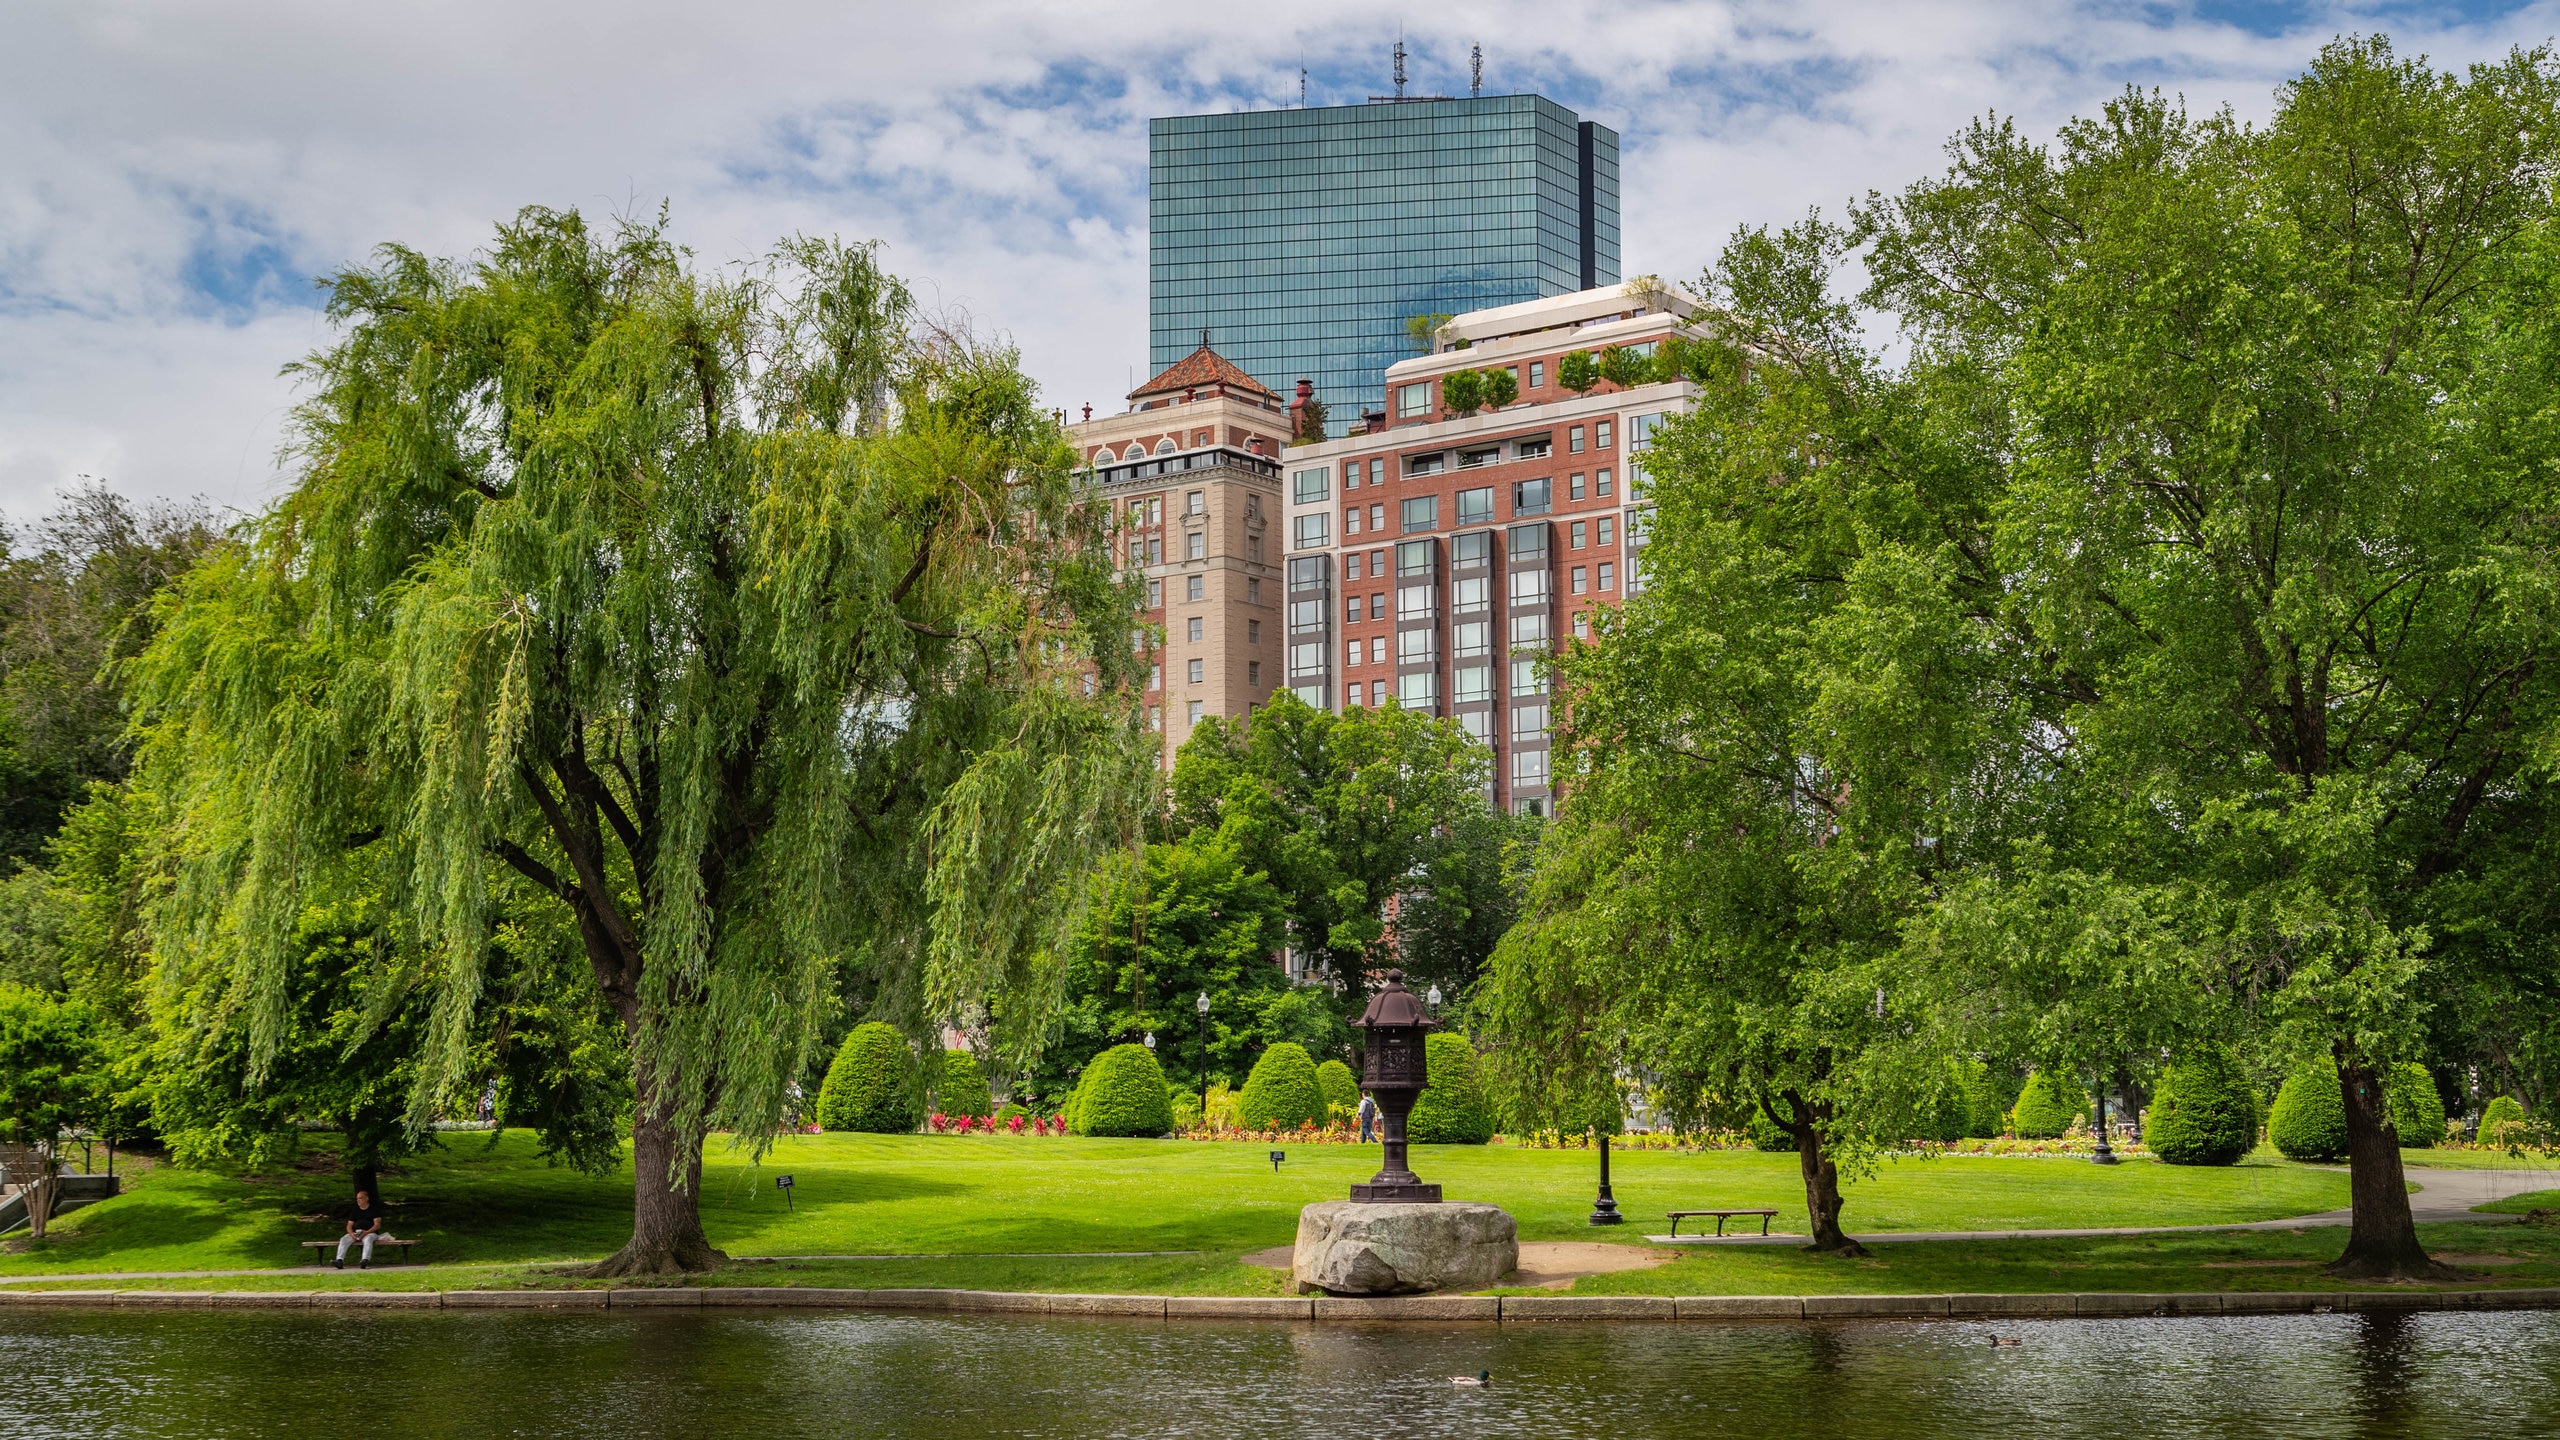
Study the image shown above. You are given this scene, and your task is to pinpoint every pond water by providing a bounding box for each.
[6,1307,2560,1439]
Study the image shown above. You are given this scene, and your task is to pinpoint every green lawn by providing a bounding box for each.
[4,1129,2354,1282]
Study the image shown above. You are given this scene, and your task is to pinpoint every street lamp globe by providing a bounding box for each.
[1427,985,1442,1010]
[1144,1032,1155,1050]
[1196,990,1211,1016]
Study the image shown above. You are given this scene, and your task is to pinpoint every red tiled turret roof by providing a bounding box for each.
[1128,344,1277,402]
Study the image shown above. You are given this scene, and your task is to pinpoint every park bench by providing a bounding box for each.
[301,1237,419,1265]
[1666,1208,1778,1238]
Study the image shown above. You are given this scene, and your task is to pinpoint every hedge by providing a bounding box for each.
[1315,1059,1360,1119]
[2386,1062,2446,1147]
[935,1048,992,1119]
[1237,1042,1329,1131]
[818,1022,920,1133]
[2270,1062,2349,1162]
[1406,1032,1495,1145]
[2010,1069,2087,1139]
[1070,1043,1173,1137]
[2146,1046,2257,1166]
[2480,1093,2528,1146]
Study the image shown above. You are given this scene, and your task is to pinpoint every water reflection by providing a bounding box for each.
[5,1308,2560,1440]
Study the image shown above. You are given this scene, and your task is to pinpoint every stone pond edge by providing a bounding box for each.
[7,1286,2560,1321]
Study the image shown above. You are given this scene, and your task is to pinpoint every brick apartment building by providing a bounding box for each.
[1067,345,1298,766]
[1279,284,1705,814]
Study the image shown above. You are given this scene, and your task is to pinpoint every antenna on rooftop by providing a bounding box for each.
[1301,67,1308,105]
[1471,44,1482,97]
[1393,38,1406,99]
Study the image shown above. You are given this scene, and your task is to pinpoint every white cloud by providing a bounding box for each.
[3,0,2554,522]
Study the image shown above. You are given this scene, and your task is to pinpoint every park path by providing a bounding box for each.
[1645,1166,2554,1246]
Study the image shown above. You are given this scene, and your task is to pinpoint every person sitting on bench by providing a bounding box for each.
[337,1189,386,1269]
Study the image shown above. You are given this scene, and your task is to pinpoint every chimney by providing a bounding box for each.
[1361,409,1388,435]
[1287,378,1314,439]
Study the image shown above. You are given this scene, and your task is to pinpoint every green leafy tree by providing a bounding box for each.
[1292,394,1330,444]
[1439,368,1485,417]
[934,1048,992,1119]
[2386,1061,2447,1148]
[0,983,105,1239]
[1480,367,1518,409]
[1856,38,2560,1278]
[1404,313,1453,353]
[2009,1069,2087,1138]
[2270,1063,2351,1162]
[1171,696,1492,1018]
[124,209,1149,1274]
[1595,345,1650,389]
[1556,350,1599,394]
[2146,1047,2259,1166]
[1236,1040,1328,1129]
[1392,802,1536,1003]
[1315,1058,1358,1118]
[2480,1093,2528,1145]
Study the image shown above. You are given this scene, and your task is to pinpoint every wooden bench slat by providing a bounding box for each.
[1665,1208,1779,1237]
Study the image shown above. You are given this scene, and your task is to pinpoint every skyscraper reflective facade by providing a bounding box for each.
[1150,96,1619,434]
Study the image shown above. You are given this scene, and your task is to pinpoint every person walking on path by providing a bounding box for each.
[336,1189,386,1269]
[1357,1093,1379,1144]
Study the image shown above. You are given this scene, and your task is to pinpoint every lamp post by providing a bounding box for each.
[1195,989,1211,1122]
[2091,1072,2118,1165]
[1350,970,1440,1203]
[1589,1128,1623,1225]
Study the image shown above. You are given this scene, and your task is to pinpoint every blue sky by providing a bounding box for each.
[2,0,2554,524]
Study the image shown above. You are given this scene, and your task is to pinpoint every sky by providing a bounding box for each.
[3,0,2555,530]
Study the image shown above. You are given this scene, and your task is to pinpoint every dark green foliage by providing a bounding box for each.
[1480,367,1519,409]
[2386,1061,2446,1147]
[1072,1042,1172,1137]
[1404,313,1451,354]
[1236,1041,1328,1130]
[1747,1108,1793,1152]
[2146,1047,2259,1166]
[1556,350,1598,393]
[1394,802,1538,1003]
[2011,1070,2087,1139]
[2270,1063,2350,1162]
[1596,345,1650,389]
[819,1023,919,1134]
[1959,1061,2007,1140]
[935,1049,992,1119]
[1405,1031,1495,1144]
[1315,1059,1358,1117]
[1440,368,1485,416]
[1912,1060,1996,1142]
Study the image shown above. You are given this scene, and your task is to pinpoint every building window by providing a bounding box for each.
[1293,514,1329,550]
[1596,420,1614,448]
[1249,536,1262,562]
[1369,503,1384,532]
[1571,520,1587,549]
[1346,596,1363,623]
[1345,639,1361,668]
[1345,506,1361,536]
[1529,361,1544,390]
[1369,680,1386,709]
[1289,556,1327,587]
[1188,575,1205,601]
[1510,569,1550,605]
[1512,657,1543,696]
[1455,665,1492,703]
[1150,665,1161,691]
[1248,619,1261,645]
[1456,487,1494,525]
[1598,561,1615,591]
[1345,552,1363,580]
[1368,459,1384,486]
[1247,578,1261,604]
[1569,425,1585,454]
[1511,611,1550,648]
[1144,578,1163,609]
[1401,496,1438,533]
[1570,473,1585,501]
[1368,592,1384,620]
[1148,536,1164,564]
[1398,382,1432,418]
[1187,617,1204,642]
[1513,703,1548,741]
[1294,468,1329,503]
[1343,461,1360,488]
[1188,700,1204,725]
[1186,532,1206,561]
[1196,430,1212,445]
[1128,538,1146,566]
[1398,584,1438,621]
[1508,523,1548,560]
[1512,748,1549,786]
[1455,620,1492,658]
[1453,576,1489,612]
[1515,438,1551,461]
[1513,478,1551,516]
[1371,547,1386,574]
[1596,469,1614,499]
[1370,636,1387,665]
[1405,452,1446,477]
[1572,565,1588,595]
[1158,440,1178,455]
[1397,671,1439,708]
[1397,628,1438,664]
[1573,611,1591,639]
[1248,661,1261,686]
[1460,710,1491,743]
[1598,516,1616,548]
[1459,446,1501,470]
[1182,658,1202,685]
[1150,706,1162,731]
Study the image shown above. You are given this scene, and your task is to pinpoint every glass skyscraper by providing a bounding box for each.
[1149,96,1619,433]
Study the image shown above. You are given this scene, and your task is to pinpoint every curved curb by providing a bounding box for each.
[5,1286,2557,1320]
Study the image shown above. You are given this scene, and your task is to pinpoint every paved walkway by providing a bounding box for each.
[1645,1166,2555,1247]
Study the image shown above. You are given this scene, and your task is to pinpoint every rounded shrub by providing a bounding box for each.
[1315,1059,1359,1119]
[1406,1032,1495,1145]
[1237,1042,1329,1131]
[2385,1062,2446,1148]
[818,1022,920,1133]
[933,1048,992,1119]
[2010,1069,2087,1139]
[1071,1043,1174,1137]
[2269,1062,2349,1162]
[2480,1093,2528,1146]
[2146,1046,2258,1166]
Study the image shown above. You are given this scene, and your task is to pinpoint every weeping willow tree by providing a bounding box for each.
[128,208,1154,1273]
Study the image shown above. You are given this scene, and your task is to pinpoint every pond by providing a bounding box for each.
[6,1307,2559,1439]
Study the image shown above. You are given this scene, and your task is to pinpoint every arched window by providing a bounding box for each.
[1123,443,1148,461]
[1155,438,1177,455]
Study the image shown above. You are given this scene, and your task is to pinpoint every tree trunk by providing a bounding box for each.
[350,1159,381,1208]
[25,1142,57,1242]
[589,1070,726,1277]
[1782,1091,1865,1257]
[2327,1059,2458,1281]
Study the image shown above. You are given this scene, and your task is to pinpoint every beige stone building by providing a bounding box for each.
[1068,344,1301,767]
